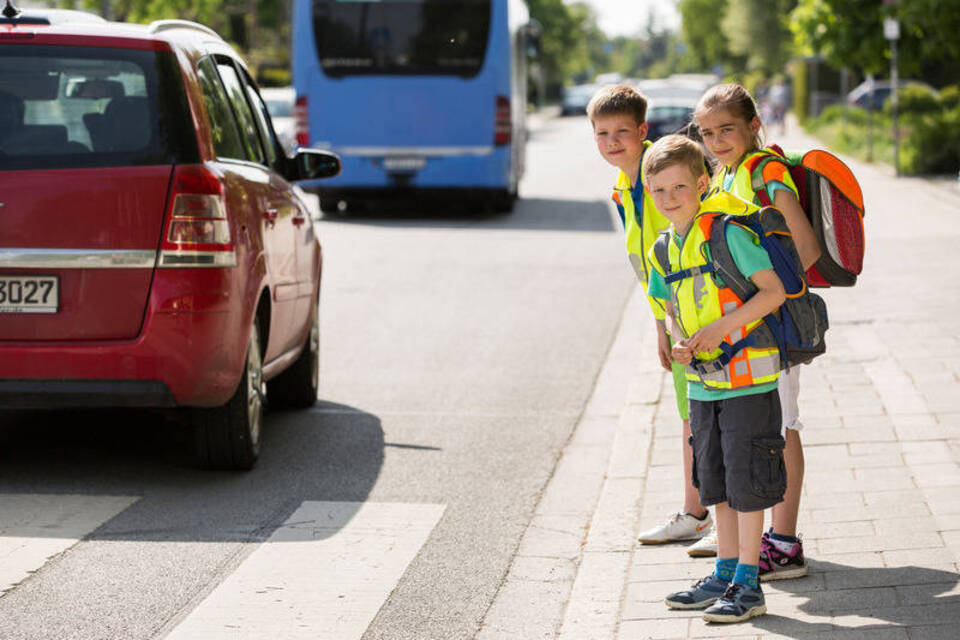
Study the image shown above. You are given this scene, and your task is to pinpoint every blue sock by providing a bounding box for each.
[770,531,798,545]
[733,563,759,589]
[714,557,737,582]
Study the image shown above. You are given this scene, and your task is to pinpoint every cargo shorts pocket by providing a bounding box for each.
[688,435,700,489]
[750,436,787,498]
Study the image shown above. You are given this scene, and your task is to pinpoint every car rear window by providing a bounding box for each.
[0,44,197,171]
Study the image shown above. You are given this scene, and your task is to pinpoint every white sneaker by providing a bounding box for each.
[687,525,718,557]
[637,511,713,544]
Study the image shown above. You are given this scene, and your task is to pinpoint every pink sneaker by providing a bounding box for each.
[759,530,808,581]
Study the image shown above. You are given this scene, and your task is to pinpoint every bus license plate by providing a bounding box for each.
[0,276,59,314]
[384,156,426,171]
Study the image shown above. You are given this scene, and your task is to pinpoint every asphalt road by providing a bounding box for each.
[0,114,636,640]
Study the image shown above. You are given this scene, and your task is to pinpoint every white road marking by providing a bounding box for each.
[165,501,446,640]
[0,493,139,593]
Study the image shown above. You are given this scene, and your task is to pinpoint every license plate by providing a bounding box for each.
[383,156,426,171]
[0,275,59,314]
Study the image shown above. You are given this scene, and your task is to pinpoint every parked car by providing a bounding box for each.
[260,86,296,155]
[561,84,599,116]
[846,79,936,111]
[0,9,342,470]
[645,99,696,142]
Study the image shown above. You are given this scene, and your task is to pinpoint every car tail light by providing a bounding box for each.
[159,165,236,268]
[295,95,310,147]
[495,95,511,146]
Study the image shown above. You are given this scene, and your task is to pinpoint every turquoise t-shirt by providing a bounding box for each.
[647,223,778,401]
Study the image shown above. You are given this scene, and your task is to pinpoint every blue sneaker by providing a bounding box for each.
[702,582,767,622]
[664,573,729,609]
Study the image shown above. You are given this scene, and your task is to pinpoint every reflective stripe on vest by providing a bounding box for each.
[614,140,671,287]
[649,210,780,391]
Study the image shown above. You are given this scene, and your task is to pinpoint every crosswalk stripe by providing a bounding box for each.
[165,501,446,640]
[0,493,139,593]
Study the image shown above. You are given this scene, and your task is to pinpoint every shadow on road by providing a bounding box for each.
[317,196,616,233]
[0,399,399,543]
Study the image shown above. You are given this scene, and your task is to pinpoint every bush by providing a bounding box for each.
[939,85,960,111]
[884,85,939,116]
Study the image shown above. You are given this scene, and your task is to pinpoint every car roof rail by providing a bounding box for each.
[0,5,106,25]
[148,19,221,39]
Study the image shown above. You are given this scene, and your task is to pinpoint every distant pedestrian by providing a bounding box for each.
[644,135,787,623]
[694,82,821,582]
[586,85,714,555]
[768,77,791,135]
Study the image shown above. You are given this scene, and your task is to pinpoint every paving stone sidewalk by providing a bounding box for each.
[619,125,960,640]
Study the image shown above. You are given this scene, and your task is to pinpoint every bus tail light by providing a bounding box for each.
[295,95,310,147]
[495,95,511,146]
[159,165,236,268]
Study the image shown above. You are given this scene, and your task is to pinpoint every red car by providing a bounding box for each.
[0,7,341,469]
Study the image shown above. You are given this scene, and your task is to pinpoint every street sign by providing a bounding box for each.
[884,18,900,41]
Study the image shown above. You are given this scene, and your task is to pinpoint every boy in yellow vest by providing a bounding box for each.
[644,135,787,623]
[587,85,714,551]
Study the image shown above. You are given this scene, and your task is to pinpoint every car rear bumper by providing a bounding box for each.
[0,379,175,409]
[0,269,251,408]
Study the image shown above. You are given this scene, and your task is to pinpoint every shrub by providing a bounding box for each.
[885,85,939,116]
[939,85,960,111]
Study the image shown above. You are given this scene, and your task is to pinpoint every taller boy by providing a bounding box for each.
[588,85,713,549]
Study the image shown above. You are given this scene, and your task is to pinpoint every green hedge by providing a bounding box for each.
[805,85,960,175]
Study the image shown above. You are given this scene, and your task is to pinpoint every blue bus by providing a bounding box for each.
[292,0,534,212]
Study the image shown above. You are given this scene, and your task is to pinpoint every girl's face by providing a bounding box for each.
[696,107,761,169]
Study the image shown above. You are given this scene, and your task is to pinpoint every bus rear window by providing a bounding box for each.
[312,0,491,77]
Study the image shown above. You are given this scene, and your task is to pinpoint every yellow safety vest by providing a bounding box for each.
[612,140,671,320]
[713,148,797,204]
[648,193,780,391]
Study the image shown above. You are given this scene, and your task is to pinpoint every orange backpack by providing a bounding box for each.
[746,145,865,287]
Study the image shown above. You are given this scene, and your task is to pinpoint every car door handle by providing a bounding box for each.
[292,214,306,227]
[263,208,278,227]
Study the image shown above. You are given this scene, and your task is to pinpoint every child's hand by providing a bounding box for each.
[657,326,672,371]
[686,324,726,356]
[672,341,693,365]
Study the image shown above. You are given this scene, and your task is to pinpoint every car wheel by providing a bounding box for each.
[492,189,515,213]
[191,322,264,470]
[266,302,319,409]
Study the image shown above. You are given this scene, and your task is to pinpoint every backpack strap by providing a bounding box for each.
[651,230,672,279]
[707,214,756,302]
[745,147,788,208]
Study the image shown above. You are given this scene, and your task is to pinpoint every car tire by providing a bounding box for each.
[492,188,516,213]
[191,321,264,471]
[266,301,319,410]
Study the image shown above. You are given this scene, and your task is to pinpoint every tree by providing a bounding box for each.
[721,0,797,76]
[791,0,960,76]
[679,0,733,71]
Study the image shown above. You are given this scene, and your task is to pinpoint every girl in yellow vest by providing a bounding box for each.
[694,83,821,582]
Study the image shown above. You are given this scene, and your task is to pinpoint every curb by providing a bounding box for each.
[477,288,663,639]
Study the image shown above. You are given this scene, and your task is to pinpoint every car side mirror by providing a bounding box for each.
[293,149,341,180]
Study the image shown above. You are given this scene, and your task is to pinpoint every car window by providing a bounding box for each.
[197,57,247,160]
[239,73,279,166]
[0,45,197,170]
[216,61,264,164]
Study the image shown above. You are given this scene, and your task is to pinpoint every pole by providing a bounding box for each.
[884,12,901,176]
[891,37,899,176]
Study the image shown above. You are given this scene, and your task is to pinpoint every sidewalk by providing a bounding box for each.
[480,119,960,639]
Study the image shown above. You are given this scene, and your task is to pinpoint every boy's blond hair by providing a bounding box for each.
[642,134,706,181]
[586,84,647,126]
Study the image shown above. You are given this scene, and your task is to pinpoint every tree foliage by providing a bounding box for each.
[791,0,960,76]
[679,0,732,71]
[721,0,796,75]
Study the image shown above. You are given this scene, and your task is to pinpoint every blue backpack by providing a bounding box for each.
[653,206,829,370]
